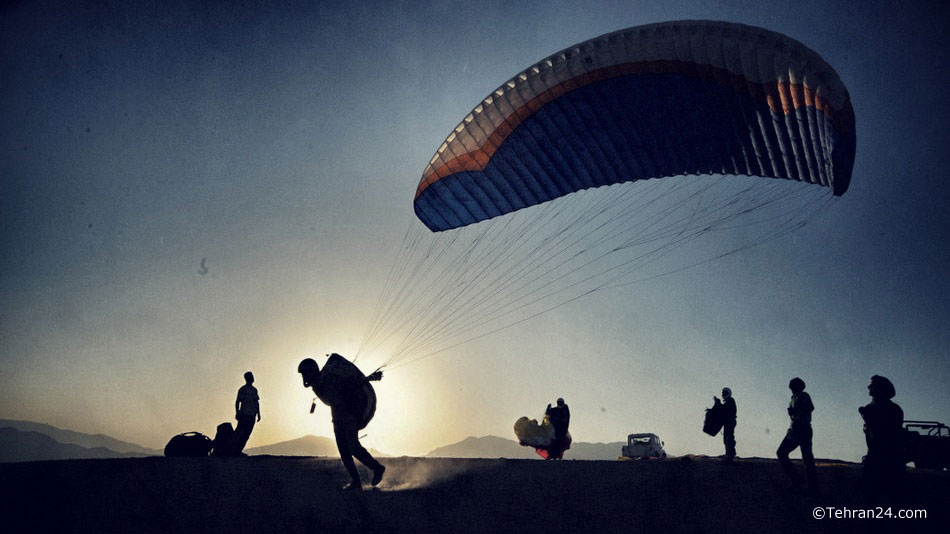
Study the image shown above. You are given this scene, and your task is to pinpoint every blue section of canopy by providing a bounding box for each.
[414,73,854,232]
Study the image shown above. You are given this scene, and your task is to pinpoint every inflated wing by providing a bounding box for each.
[414,21,855,231]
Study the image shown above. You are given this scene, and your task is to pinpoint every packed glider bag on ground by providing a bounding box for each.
[315,354,377,430]
[704,403,724,436]
[212,422,236,456]
[164,431,214,457]
[514,416,572,458]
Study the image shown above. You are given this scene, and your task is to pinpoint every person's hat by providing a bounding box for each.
[298,358,319,374]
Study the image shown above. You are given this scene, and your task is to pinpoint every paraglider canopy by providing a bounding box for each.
[356,21,855,368]
[413,20,855,232]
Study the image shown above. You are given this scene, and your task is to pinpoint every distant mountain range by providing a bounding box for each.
[0,419,161,456]
[0,419,626,463]
[0,427,153,462]
[0,419,394,462]
[426,435,626,460]
[245,434,389,458]
[427,435,538,459]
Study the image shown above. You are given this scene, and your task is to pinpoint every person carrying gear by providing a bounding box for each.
[233,371,260,454]
[544,398,571,460]
[859,375,905,496]
[777,377,817,492]
[298,354,385,491]
[546,398,570,441]
[713,387,737,462]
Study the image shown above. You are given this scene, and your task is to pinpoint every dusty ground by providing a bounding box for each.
[1,456,946,533]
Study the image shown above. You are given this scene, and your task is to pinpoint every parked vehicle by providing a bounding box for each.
[903,420,950,470]
[621,433,667,459]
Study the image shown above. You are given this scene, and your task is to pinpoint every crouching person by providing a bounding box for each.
[298,354,385,491]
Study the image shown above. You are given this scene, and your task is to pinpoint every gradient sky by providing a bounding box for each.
[2,0,948,460]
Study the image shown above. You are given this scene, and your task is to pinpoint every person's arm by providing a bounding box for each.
[360,370,383,386]
[235,392,241,418]
[345,370,384,391]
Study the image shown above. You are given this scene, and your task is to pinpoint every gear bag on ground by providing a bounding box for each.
[164,431,213,457]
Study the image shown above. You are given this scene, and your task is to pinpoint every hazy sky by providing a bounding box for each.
[2,0,949,460]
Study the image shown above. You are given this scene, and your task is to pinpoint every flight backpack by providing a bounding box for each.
[164,431,214,457]
[212,422,237,456]
[317,354,377,430]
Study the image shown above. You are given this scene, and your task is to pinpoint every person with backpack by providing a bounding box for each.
[544,398,571,459]
[298,354,385,491]
[233,371,261,454]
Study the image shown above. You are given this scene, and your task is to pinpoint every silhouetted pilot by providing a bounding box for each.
[714,387,737,462]
[544,398,570,459]
[546,398,570,440]
[234,371,260,454]
[859,375,905,495]
[777,377,817,492]
[298,355,385,491]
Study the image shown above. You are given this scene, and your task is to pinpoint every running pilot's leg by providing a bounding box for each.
[351,437,385,486]
[333,422,361,488]
[351,439,382,472]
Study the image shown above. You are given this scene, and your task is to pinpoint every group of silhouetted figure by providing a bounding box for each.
[708,375,907,498]
[227,356,385,491]
[223,355,909,498]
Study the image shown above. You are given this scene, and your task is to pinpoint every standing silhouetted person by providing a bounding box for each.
[777,377,817,492]
[546,398,570,441]
[233,371,261,454]
[859,375,905,498]
[298,354,385,490]
[544,397,571,459]
[714,387,737,462]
